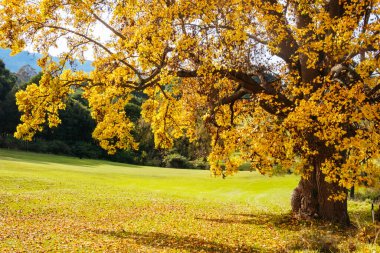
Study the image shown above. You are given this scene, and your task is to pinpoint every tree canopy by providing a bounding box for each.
[0,0,379,224]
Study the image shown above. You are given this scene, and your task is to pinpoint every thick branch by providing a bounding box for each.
[175,68,294,117]
[327,0,345,18]
[294,2,321,84]
[345,42,378,61]
[265,0,299,66]
[219,88,249,106]
[328,0,372,20]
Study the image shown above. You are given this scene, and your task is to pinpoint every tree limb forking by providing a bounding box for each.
[264,0,300,68]
[175,67,294,117]
[219,88,249,106]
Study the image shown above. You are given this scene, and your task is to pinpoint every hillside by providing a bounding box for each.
[0,48,93,73]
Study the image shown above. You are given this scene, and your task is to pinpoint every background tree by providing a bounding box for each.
[0,0,379,225]
[0,59,18,133]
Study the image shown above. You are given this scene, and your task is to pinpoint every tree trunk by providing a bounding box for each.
[291,160,350,225]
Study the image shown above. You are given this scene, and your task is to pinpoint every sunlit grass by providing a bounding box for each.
[0,149,378,252]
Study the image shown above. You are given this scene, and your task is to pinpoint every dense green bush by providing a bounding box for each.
[144,157,162,167]
[28,139,50,153]
[163,153,190,169]
[0,134,25,149]
[238,162,251,171]
[125,103,141,123]
[46,140,72,155]
[189,158,209,170]
[107,150,135,164]
[71,141,103,159]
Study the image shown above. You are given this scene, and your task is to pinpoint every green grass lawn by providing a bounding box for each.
[0,149,378,252]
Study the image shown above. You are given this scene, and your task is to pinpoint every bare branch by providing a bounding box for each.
[90,11,127,40]
[31,21,143,79]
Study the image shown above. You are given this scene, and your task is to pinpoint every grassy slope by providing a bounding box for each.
[0,149,377,252]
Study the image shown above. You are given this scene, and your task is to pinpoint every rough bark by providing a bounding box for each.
[291,161,350,226]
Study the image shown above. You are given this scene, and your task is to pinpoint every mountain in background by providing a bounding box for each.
[0,48,93,73]
[15,65,38,84]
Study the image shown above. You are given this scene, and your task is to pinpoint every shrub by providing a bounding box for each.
[28,139,50,153]
[71,141,102,159]
[238,162,251,171]
[46,140,72,155]
[108,150,135,164]
[0,134,25,149]
[145,157,162,167]
[189,158,209,170]
[163,153,190,168]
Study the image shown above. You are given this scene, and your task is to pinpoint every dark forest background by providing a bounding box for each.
[0,59,211,169]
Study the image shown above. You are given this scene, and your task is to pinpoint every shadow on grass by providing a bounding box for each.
[287,230,342,253]
[198,212,359,252]
[93,229,261,252]
[198,212,299,227]
[0,151,142,168]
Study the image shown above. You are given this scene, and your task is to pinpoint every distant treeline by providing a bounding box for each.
[0,60,210,169]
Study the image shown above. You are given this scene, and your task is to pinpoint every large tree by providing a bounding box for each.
[0,0,379,224]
